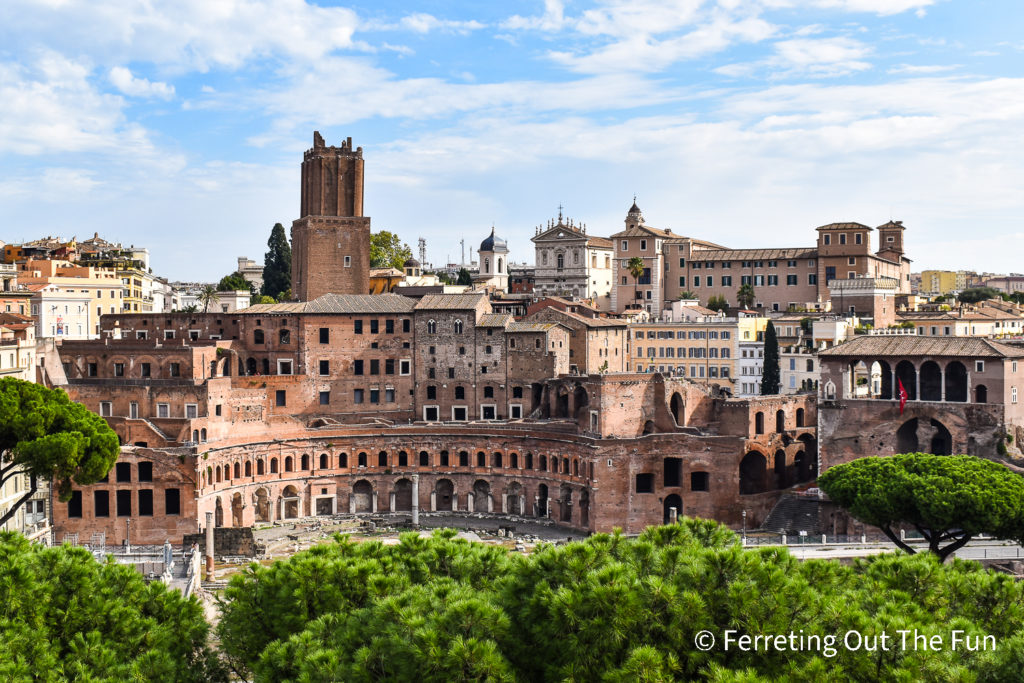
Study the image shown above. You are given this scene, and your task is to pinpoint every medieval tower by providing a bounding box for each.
[291,131,371,300]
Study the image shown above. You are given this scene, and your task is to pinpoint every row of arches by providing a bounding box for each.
[201,449,595,489]
[754,408,806,435]
[842,359,979,403]
[739,435,817,495]
[210,478,591,527]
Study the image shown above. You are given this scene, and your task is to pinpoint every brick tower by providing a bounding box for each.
[291,131,371,300]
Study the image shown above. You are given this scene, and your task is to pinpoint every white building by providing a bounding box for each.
[27,284,94,339]
[475,227,510,292]
[737,340,764,397]
[531,212,614,310]
[781,348,818,394]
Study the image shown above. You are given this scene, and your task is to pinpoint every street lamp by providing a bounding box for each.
[742,510,747,542]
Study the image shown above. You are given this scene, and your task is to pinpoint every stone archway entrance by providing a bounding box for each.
[896,417,953,455]
[434,479,454,511]
[393,478,413,512]
[663,493,682,524]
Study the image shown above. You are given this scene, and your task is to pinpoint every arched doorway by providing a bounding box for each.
[896,418,953,455]
[473,480,491,513]
[895,361,917,400]
[793,451,810,483]
[975,384,988,404]
[231,493,244,526]
[739,452,769,495]
[393,479,413,512]
[506,482,523,515]
[579,489,590,528]
[876,360,893,399]
[670,392,684,426]
[573,384,588,417]
[537,484,549,517]
[352,480,373,513]
[643,420,656,434]
[920,361,941,401]
[556,388,569,418]
[246,358,257,375]
[559,485,573,523]
[254,488,271,522]
[663,493,683,524]
[946,361,968,402]
[282,485,300,519]
[774,450,788,489]
[435,479,454,511]
[214,497,224,527]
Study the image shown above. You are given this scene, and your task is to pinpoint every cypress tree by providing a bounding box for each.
[760,320,780,395]
[262,223,291,299]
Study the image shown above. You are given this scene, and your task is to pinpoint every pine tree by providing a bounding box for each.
[262,223,291,299]
[760,320,780,395]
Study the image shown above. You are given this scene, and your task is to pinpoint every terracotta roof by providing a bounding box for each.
[507,322,561,333]
[477,313,512,328]
[691,247,817,261]
[534,307,627,328]
[369,267,404,277]
[586,236,614,249]
[815,222,872,231]
[414,293,488,310]
[819,335,1024,358]
[609,225,684,239]
[243,293,416,314]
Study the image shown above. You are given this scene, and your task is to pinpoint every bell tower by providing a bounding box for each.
[291,132,371,300]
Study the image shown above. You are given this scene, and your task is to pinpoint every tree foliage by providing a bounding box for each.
[198,284,217,313]
[0,532,226,681]
[216,520,1024,681]
[370,230,413,270]
[628,256,645,308]
[957,287,1000,304]
[760,320,780,395]
[737,283,756,309]
[0,378,119,527]
[819,453,1024,562]
[707,294,729,312]
[216,271,251,293]
[456,268,473,286]
[262,223,291,300]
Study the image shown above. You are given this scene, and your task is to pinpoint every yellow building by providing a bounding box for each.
[627,314,769,390]
[16,259,123,336]
[920,270,959,296]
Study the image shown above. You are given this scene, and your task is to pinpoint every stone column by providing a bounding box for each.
[371,491,378,513]
[389,491,396,512]
[349,495,355,514]
[940,367,946,401]
[914,364,920,401]
[430,490,437,512]
[411,474,420,526]
[519,495,526,516]
[204,512,214,581]
[502,493,508,514]
[467,492,474,512]
[668,507,678,524]
[487,494,493,513]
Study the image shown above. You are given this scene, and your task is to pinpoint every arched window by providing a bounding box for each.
[510,453,519,468]
[257,459,265,475]
[557,253,564,269]
[320,453,328,469]
[398,451,408,467]
[795,408,805,428]
[233,462,240,478]
[775,410,785,433]
[200,428,207,442]
[339,452,348,468]
[270,458,278,474]
[427,320,437,334]
[300,454,309,470]
[498,258,503,273]
[285,456,293,472]
[358,452,367,467]
[477,451,486,467]
[254,329,264,344]
[279,329,290,344]
[755,412,764,434]
[378,451,388,467]
[215,466,221,483]
[485,258,490,273]
[419,451,429,466]
[454,319,464,334]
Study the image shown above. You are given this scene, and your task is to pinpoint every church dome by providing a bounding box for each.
[479,227,508,253]
[403,257,421,268]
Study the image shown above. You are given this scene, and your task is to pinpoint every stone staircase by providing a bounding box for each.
[760,494,824,535]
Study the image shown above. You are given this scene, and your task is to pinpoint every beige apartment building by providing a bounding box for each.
[626,314,769,392]
[17,259,124,335]
[608,202,912,317]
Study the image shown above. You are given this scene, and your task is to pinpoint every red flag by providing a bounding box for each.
[897,378,908,414]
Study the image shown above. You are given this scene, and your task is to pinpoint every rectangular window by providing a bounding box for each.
[403,319,411,333]
[94,490,110,517]
[319,360,330,375]
[691,472,709,491]
[354,320,363,334]
[424,406,439,421]
[824,234,831,245]
[385,359,395,375]
[679,276,686,287]
[839,233,846,245]
[116,490,132,517]
[168,363,180,377]
[385,319,394,334]
[399,359,411,375]
[385,388,395,403]
[848,257,856,265]
[808,274,818,285]
[319,391,330,405]
[100,401,112,417]
[319,327,329,343]
[721,276,732,286]
[855,233,862,245]
[344,255,351,267]
[138,462,152,481]
[185,404,198,419]
[741,275,751,286]
[452,406,468,421]
[275,390,286,407]
[635,473,654,493]
[370,319,379,334]
[68,491,82,518]
[165,488,181,515]
[164,330,175,340]
[754,275,765,287]
[787,274,797,285]
[138,490,153,516]
[129,402,138,419]
[156,403,169,418]
[664,457,681,487]
[113,363,125,377]
[87,362,97,377]
[353,389,364,404]
[976,361,985,372]
[767,275,778,286]
[370,359,379,375]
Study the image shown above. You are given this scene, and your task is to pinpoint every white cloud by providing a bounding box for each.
[397,13,484,35]
[502,0,567,31]
[109,66,174,99]
[717,35,872,78]
[887,63,958,74]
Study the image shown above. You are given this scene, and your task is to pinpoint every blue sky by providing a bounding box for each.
[2,0,1023,280]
